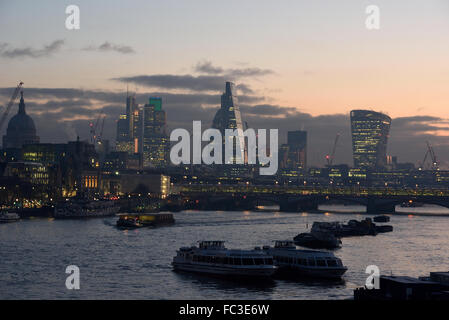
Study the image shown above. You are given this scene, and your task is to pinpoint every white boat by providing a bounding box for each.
[0,211,20,223]
[172,241,277,278]
[262,240,347,279]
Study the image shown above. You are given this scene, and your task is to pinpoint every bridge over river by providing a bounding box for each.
[178,184,449,213]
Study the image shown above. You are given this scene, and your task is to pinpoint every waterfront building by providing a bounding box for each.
[22,143,67,164]
[99,171,170,197]
[2,92,40,149]
[350,110,391,170]
[3,161,49,185]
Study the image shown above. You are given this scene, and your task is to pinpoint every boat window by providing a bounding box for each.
[242,258,254,265]
[206,256,212,263]
[223,257,229,264]
[265,258,273,265]
[254,258,264,265]
[234,258,242,265]
[288,257,294,264]
[327,259,338,267]
[316,259,326,267]
[307,258,316,266]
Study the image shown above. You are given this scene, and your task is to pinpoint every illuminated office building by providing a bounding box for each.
[116,93,141,155]
[350,109,391,169]
[142,97,169,168]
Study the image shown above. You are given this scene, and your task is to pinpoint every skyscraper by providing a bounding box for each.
[350,109,391,170]
[212,82,245,164]
[142,97,169,168]
[279,130,307,170]
[116,93,140,155]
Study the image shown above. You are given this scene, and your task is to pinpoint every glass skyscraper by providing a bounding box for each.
[116,93,140,155]
[350,109,391,170]
[142,97,169,168]
[212,82,245,164]
[280,130,307,169]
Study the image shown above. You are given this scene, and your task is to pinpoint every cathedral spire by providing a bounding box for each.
[18,91,26,114]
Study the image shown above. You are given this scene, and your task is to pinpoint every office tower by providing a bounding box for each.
[280,130,307,169]
[126,94,138,139]
[116,114,133,154]
[116,92,140,155]
[350,109,391,170]
[3,91,40,149]
[142,97,169,168]
[212,81,245,164]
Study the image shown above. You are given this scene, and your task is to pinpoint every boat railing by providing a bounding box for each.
[198,241,226,250]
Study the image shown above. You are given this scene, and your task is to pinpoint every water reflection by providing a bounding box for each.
[173,270,277,293]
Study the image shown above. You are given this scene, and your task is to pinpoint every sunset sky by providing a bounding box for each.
[1,0,449,167]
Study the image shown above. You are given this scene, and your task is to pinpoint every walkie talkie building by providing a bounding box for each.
[350,109,391,170]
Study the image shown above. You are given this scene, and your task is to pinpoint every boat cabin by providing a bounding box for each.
[274,240,296,249]
[198,241,226,250]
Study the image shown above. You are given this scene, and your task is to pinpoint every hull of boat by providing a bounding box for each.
[172,261,276,278]
[0,219,20,223]
[54,206,120,219]
[275,265,347,279]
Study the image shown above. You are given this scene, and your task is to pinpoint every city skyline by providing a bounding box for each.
[1,1,449,167]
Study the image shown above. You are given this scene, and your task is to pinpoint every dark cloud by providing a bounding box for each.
[113,74,232,92]
[194,60,274,78]
[0,40,65,58]
[194,61,224,74]
[83,41,135,54]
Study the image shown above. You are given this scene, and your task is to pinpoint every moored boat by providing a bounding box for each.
[54,198,120,219]
[373,215,390,223]
[294,231,342,249]
[116,213,175,229]
[0,211,20,223]
[401,200,423,208]
[263,240,347,279]
[172,241,277,278]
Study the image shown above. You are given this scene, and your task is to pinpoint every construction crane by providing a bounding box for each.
[420,141,439,170]
[0,81,24,133]
[98,115,106,143]
[89,113,106,144]
[325,133,340,166]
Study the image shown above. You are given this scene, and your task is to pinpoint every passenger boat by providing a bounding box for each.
[263,240,347,279]
[54,198,120,219]
[294,231,342,249]
[172,241,277,278]
[116,213,175,229]
[0,211,20,223]
[401,200,423,208]
[373,215,390,223]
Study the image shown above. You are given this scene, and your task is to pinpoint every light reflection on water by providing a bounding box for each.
[0,204,448,299]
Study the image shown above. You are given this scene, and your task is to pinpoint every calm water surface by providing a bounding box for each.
[1,205,448,299]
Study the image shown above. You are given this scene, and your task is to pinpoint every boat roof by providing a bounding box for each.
[196,249,270,257]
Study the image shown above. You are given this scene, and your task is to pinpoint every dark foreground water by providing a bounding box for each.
[1,205,448,299]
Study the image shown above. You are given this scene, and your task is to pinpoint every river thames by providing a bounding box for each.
[1,205,448,299]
